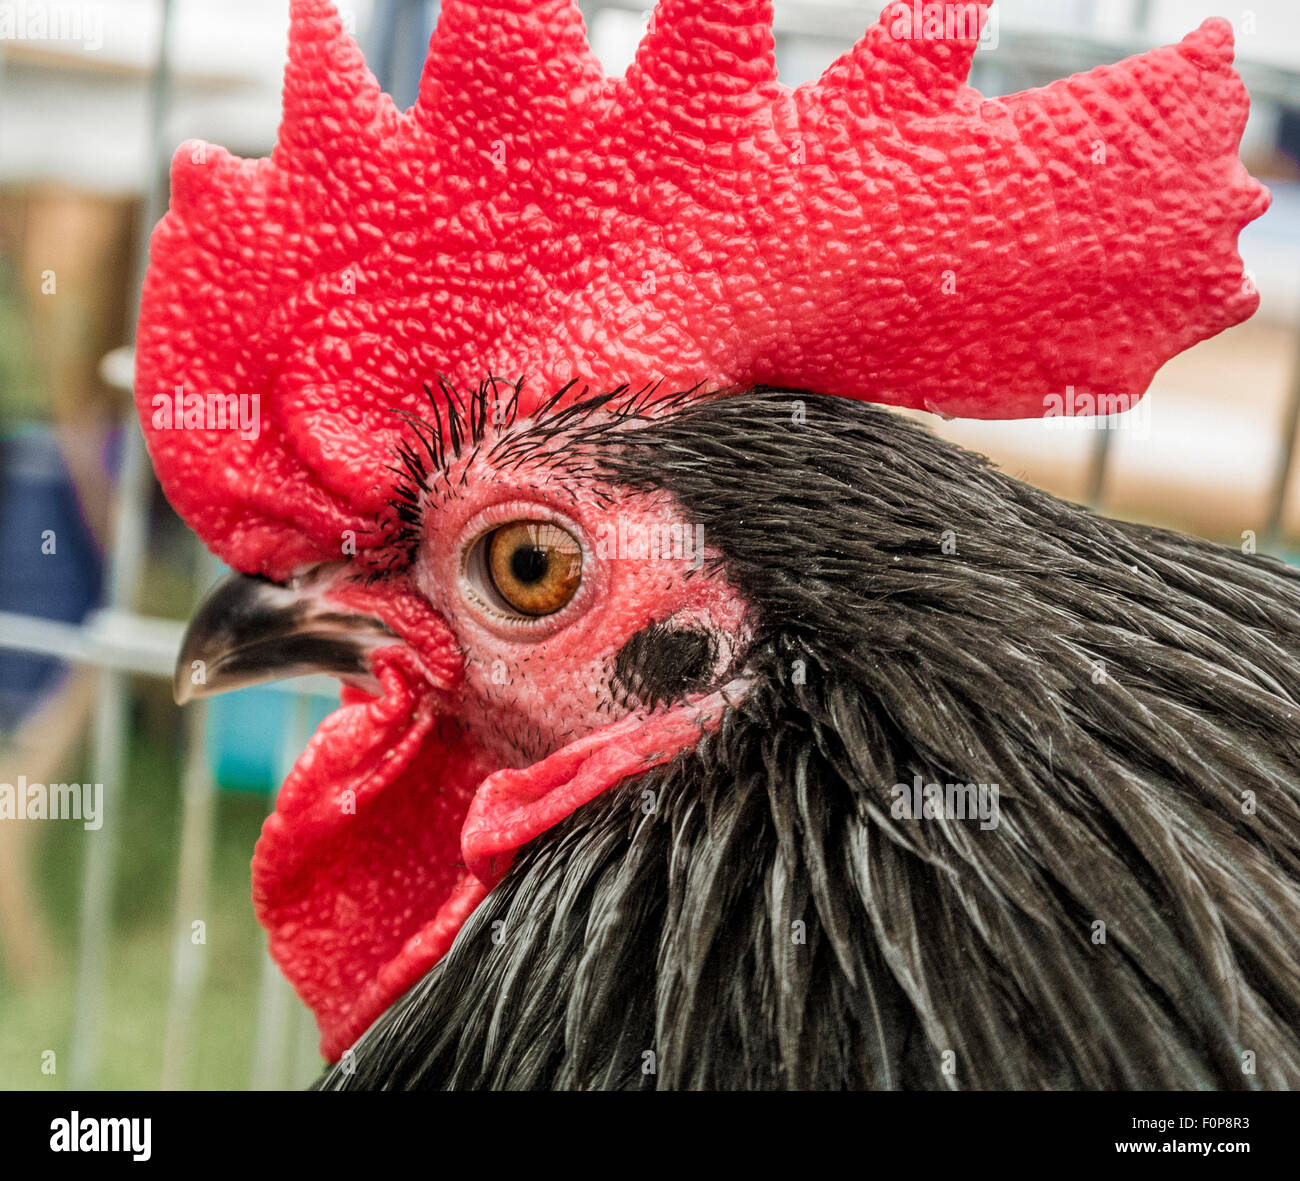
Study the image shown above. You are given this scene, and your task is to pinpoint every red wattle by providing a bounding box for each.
[251,652,496,1061]
[462,685,739,886]
[255,659,740,1060]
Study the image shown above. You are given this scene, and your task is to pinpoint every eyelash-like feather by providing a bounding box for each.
[376,378,719,576]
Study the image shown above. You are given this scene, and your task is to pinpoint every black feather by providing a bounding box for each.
[321,389,1300,1090]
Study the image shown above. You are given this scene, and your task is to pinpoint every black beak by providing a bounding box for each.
[174,566,397,705]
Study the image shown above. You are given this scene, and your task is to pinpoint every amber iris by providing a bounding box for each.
[485,521,582,616]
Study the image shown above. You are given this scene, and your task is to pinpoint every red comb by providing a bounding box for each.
[135,0,1268,580]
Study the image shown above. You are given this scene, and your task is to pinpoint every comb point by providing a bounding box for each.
[1178,16,1236,70]
[633,0,778,93]
[275,0,394,169]
[414,0,602,132]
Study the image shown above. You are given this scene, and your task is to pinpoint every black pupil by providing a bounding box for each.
[510,544,549,585]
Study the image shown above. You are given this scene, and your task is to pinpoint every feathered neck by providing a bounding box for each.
[321,392,1300,1090]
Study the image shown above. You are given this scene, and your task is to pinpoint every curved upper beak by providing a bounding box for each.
[174,566,398,705]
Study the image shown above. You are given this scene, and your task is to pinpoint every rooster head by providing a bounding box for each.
[135,0,1268,1060]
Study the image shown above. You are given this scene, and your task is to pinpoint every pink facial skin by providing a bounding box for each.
[411,422,751,767]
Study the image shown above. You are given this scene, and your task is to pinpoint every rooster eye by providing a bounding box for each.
[476,521,583,617]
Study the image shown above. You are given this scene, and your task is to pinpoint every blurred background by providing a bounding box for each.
[1,0,1298,1090]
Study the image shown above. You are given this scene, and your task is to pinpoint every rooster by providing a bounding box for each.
[134,0,1300,1089]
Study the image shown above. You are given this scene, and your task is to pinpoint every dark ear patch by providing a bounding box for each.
[613,623,719,711]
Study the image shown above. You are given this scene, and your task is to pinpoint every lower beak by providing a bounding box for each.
[174,565,397,705]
